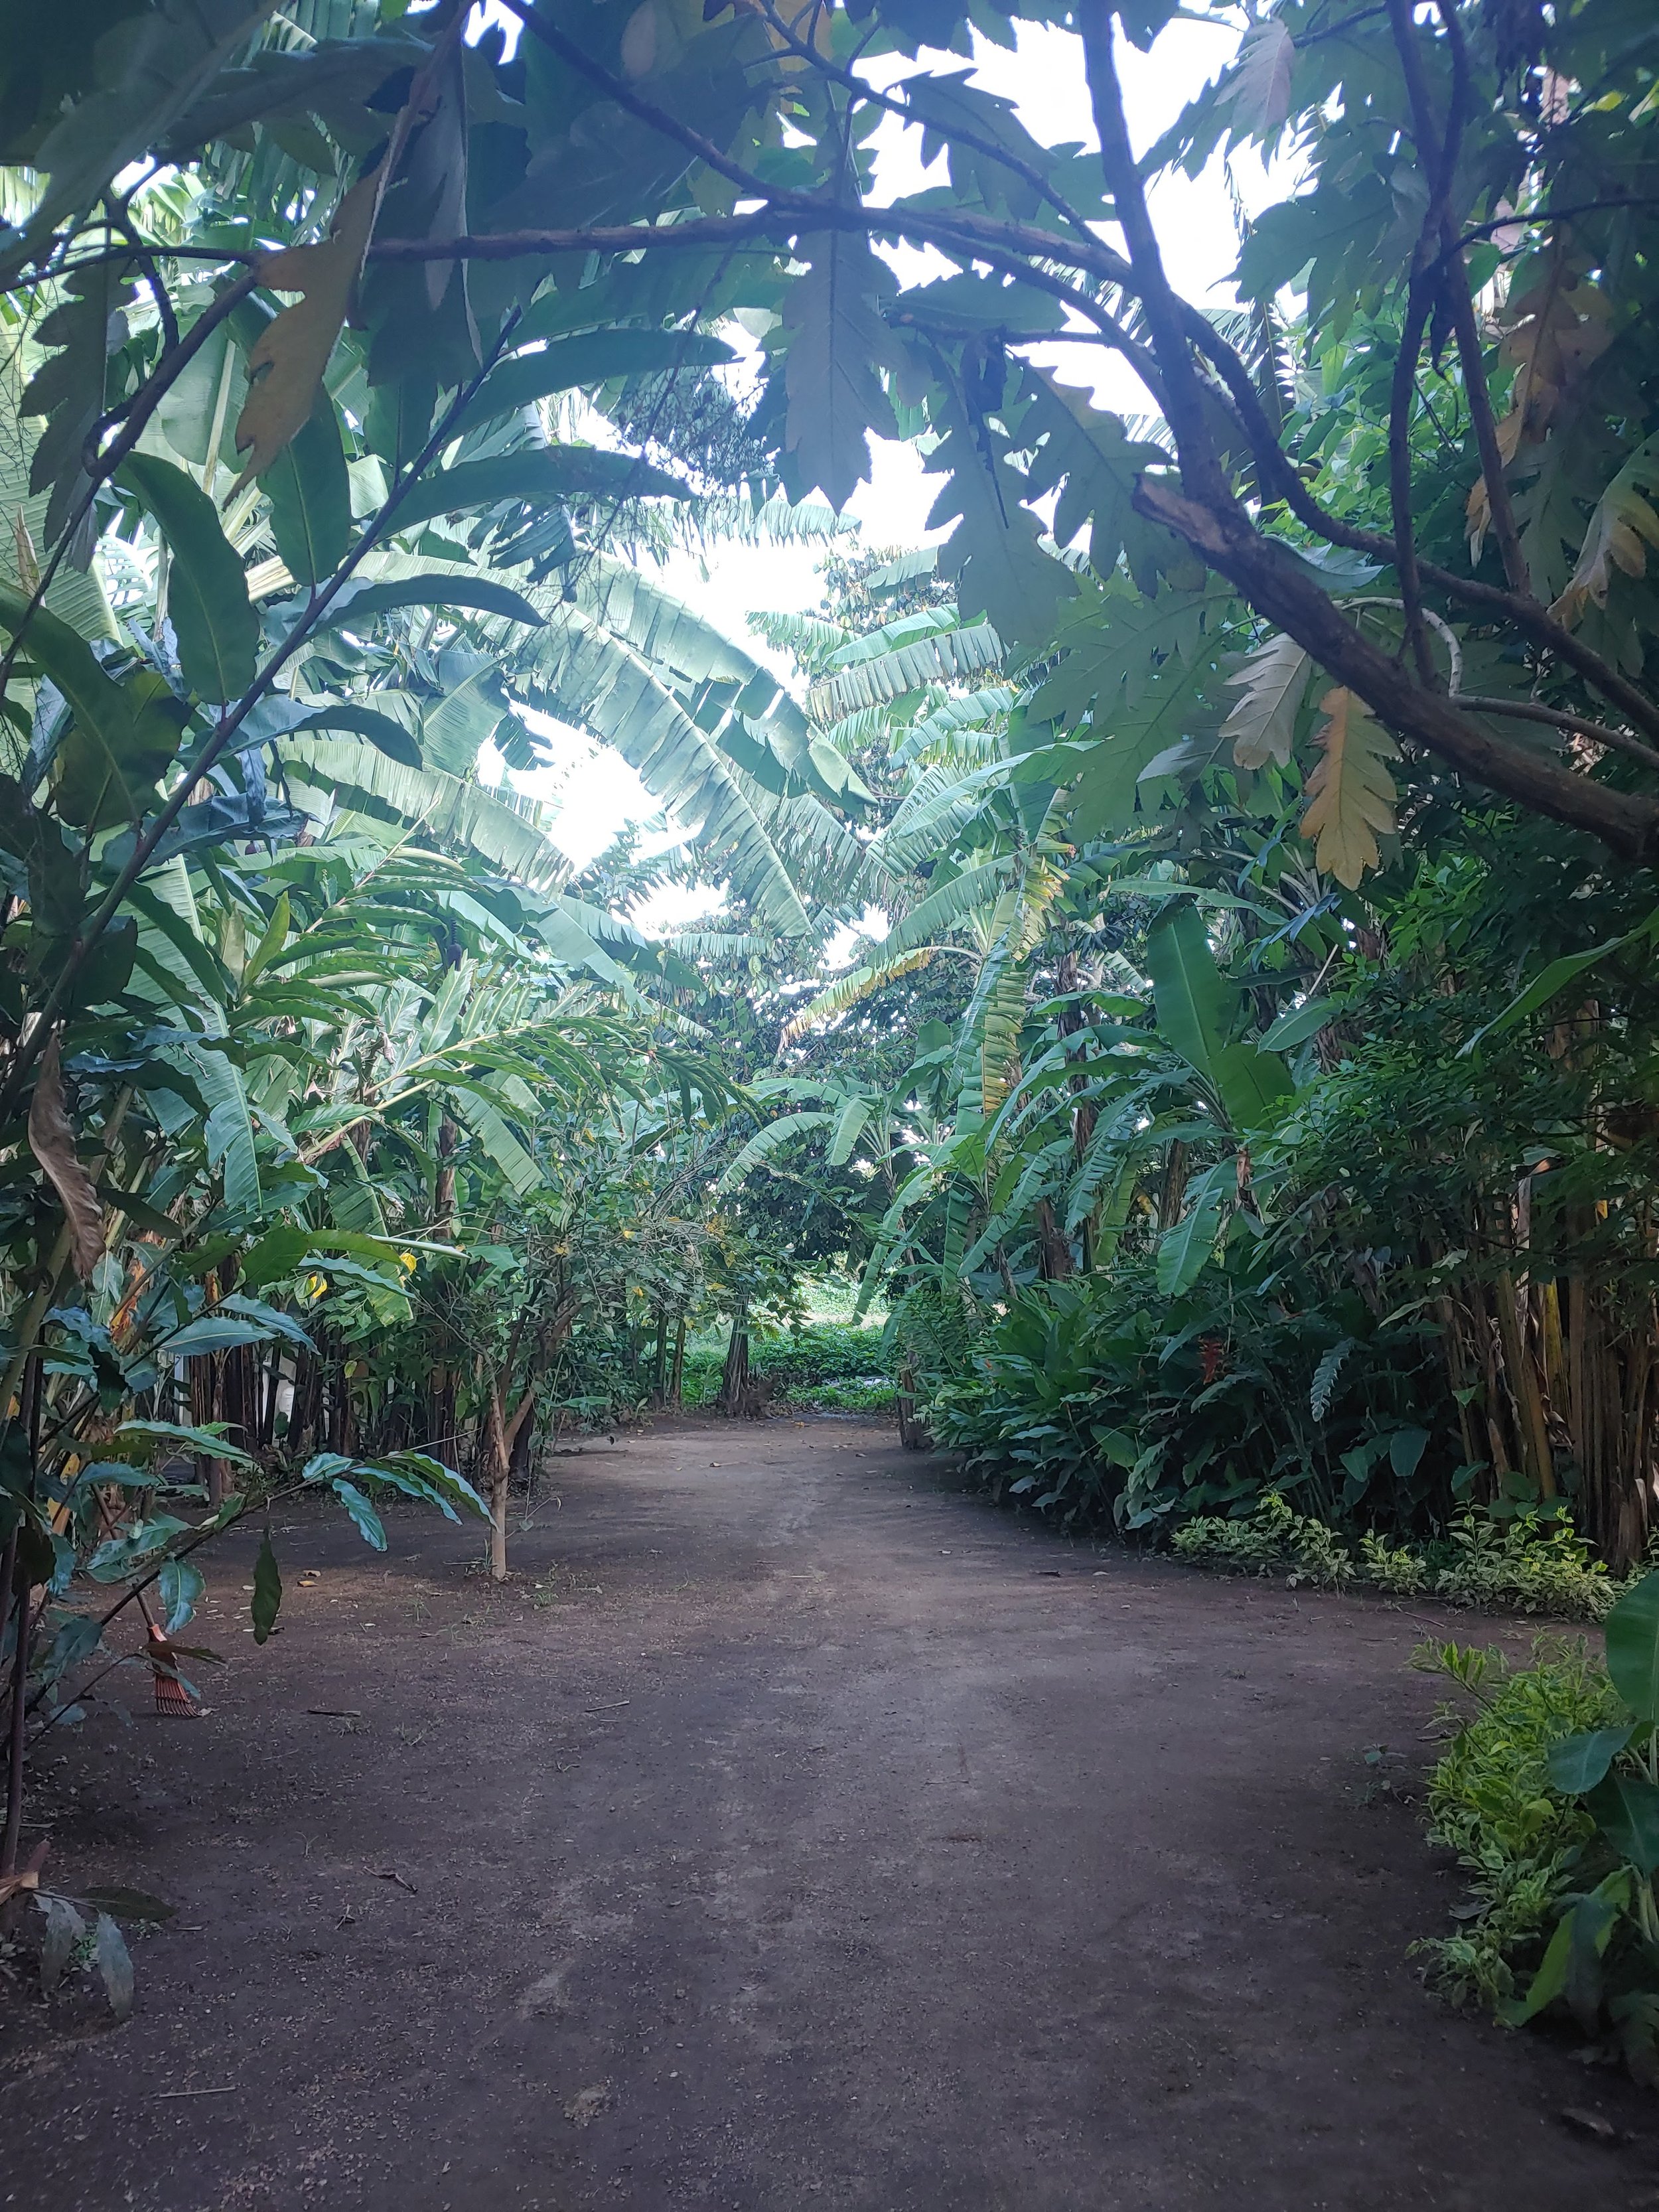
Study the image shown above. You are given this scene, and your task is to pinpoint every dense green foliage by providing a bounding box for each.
[679,1318,895,1409]
[2,0,1659,2078]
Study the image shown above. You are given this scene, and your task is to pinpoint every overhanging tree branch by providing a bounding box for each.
[1135,479,1659,862]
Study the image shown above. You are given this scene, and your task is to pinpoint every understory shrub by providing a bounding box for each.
[929,1263,1463,1538]
[1172,1496,1624,1621]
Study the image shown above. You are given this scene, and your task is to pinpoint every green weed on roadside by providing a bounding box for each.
[1414,1577,1659,2082]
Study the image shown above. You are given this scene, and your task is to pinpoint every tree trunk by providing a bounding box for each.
[428,1364,457,1460]
[0,1522,21,1878]
[897,1363,932,1451]
[485,1373,538,1583]
[1054,952,1099,1267]
[490,1469,509,1582]
[434,1112,457,1232]
[717,1315,750,1416]
[650,1308,668,1406]
[1157,1142,1190,1233]
[190,1349,223,1509]
[1034,1198,1073,1282]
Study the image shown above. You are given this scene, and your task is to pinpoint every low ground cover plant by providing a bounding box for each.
[1171,1496,1624,1623]
[1416,1576,1659,2081]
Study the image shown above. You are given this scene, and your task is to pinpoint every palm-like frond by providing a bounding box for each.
[778,946,950,1045]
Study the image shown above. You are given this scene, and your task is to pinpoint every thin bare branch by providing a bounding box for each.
[1450,695,1659,773]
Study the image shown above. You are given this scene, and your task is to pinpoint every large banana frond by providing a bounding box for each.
[691,490,847,545]
[881,859,1013,960]
[0,356,117,643]
[815,615,1003,721]
[978,958,1031,1119]
[281,735,572,892]
[716,1109,834,1191]
[866,756,1015,875]
[778,946,948,1045]
[748,609,853,669]
[516,609,816,936]
[573,557,807,739]
[892,686,1019,769]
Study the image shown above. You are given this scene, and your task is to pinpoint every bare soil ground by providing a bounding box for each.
[3,1414,1654,2210]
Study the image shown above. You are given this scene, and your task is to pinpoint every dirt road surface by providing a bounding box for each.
[3,1416,1652,2209]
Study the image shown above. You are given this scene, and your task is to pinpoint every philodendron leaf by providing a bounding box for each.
[456,329,736,437]
[157,1558,206,1635]
[389,447,687,534]
[263,398,352,587]
[1605,1572,1659,1724]
[313,576,543,631]
[1547,1726,1634,1796]
[117,1418,258,1469]
[1299,686,1399,888]
[1587,1772,1659,1879]
[1262,995,1340,1051]
[1458,917,1659,1057]
[251,1526,281,1644]
[0,583,183,824]
[36,1894,86,1996]
[117,452,259,702]
[380,1451,489,1522]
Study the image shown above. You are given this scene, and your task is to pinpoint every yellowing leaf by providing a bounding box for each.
[1298,687,1398,888]
[28,1032,104,1281]
[1551,432,1659,627]
[1224,629,1309,769]
[231,171,384,492]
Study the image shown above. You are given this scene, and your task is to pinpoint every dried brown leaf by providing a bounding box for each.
[1550,432,1659,627]
[230,169,384,492]
[28,1031,105,1280]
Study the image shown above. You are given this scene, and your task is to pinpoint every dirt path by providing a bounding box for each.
[4,1416,1653,2208]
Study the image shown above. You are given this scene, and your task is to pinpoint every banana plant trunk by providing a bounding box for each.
[718,1310,751,1415]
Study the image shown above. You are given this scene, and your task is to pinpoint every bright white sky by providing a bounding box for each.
[482,11,1273,919]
